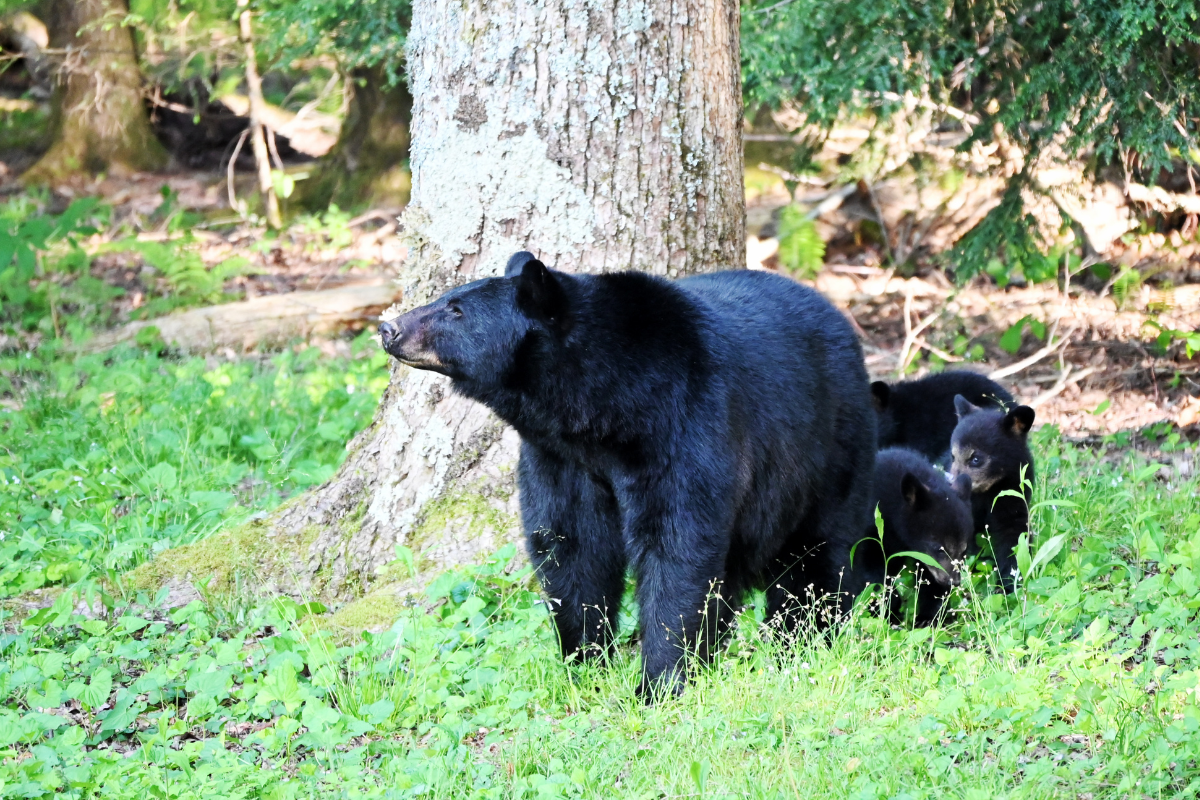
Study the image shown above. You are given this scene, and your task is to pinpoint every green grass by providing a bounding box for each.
[0,336,389,598]
[3,342,1200,798]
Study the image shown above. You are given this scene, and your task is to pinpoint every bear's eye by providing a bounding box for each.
[969,455,982,467]
[448,303,463,318]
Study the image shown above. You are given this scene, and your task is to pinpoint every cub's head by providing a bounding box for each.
[896,468,974,586]
[869,381,898,445]
[378,252,567,389]
[948,395,1035,493]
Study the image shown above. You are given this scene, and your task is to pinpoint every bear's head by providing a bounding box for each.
[896,469,974,586]
[948,395,1034,493]
[378,252,567,390]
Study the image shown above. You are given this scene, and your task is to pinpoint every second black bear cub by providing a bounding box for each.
[860,448,973,622]
[949,395,1036,587]
[872,372,1013,463]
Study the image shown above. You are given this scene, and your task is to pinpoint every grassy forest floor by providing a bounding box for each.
[2,168,1200,798]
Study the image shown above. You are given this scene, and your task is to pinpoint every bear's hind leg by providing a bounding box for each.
[623,497,734,697]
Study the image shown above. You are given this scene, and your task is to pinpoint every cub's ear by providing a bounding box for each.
[954,394,981,419]
[1003,405,1035,437]
[901,473,930,509]
[952,473,973,502]
[870,381,891,411]
[505,251,539,277]
[513,256,567,321]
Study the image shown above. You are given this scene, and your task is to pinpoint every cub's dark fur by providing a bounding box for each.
[379,252,876,696]
[949,395,1035,588]
[858,448,973,623]
[871,372,1013,463]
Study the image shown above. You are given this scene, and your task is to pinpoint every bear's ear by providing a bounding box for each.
[1003,405,1035,437]
[901,473,930,509]
[952,473,973,502]
[505,251,539,278]
[954,394,981,419]
[870,381,890,411]
[513,257,567,321]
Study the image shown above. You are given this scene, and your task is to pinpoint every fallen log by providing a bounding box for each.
[83,279,400,353]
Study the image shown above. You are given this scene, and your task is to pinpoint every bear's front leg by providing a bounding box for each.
[982,493,1027,591]
[518,443,626,661]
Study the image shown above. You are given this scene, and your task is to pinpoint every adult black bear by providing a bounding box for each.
[949,396,1035,588]
[379,252,876,695]
[858,448,973,624]
[871,372,1013,463]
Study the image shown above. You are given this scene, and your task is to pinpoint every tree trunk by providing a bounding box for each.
[270,0,744,597]
[22,0,167,183]
[298,66,412,211]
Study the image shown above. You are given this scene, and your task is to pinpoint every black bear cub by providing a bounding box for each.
[859,448,973,623]
[949,395,1036,588]
[871,372,1013,463]
[378,252,876,697]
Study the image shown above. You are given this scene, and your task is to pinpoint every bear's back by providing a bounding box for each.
[676,270,875,556]
[677,270,865,399]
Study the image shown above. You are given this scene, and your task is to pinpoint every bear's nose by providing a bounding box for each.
[379,320,399,346]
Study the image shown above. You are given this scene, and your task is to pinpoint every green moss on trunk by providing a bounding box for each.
[318,585,411,637]
[125,513,321,597]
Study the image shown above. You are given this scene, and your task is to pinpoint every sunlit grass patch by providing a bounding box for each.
[0,335,388,598]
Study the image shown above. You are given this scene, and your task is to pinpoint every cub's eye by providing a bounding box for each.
[448,304,463,318]
[969,455,982,467]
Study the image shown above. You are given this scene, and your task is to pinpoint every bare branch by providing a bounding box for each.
[1030,365,1099,408]
[988,321,1074,381]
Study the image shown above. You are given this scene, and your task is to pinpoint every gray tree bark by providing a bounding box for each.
[22,0,167,183]
[273,0,744,596]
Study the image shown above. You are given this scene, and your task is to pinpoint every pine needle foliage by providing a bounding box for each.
[742,0,1200,278]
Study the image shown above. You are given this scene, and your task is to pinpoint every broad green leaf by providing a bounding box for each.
[361,698,395,725]
[999,318,1028,354]
[187,491,235,515]
[257,664,306,713]
[1028,534,1067,577]
[142,462,178,492]
[889,550,947,572]
[73,668,113,710]
[186,669,232,700]
[690,759,711,795]
[1015,532,1032,579]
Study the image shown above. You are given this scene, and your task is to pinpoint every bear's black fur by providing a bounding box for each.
[871,372,1013,463]
[379,253,876,694]
[949,396,1035,588]
[856,447,973,623]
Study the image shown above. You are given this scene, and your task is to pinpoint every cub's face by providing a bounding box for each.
[949,436,1002,493]
[948,395,1034,494]
[902,472,974,586]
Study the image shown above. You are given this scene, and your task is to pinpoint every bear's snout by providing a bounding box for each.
[379,320,400,347]
[379,311,446,372]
